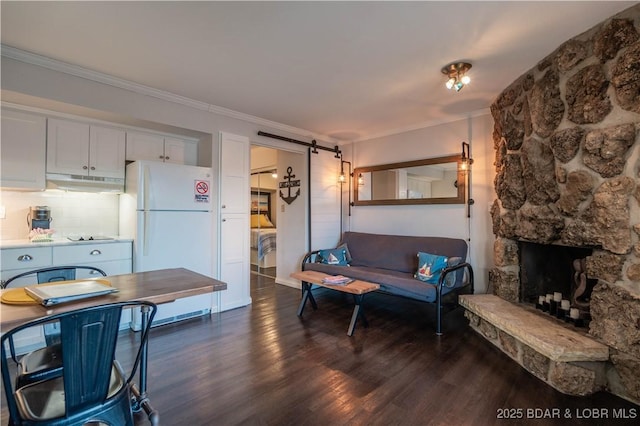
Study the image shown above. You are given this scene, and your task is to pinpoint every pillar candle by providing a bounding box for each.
[561,300,570,310]
[553,292,562,302]
[546,294,553,303]
[538,295,545,305]
[570,308,580,319]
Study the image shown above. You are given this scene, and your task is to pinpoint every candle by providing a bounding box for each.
[538,295,545,305]
[553,292,562,302]
[570,308,580,319]
[561,300,570,310]
[546,294,553,303]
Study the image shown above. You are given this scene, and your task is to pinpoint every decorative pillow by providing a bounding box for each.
[317,248,349,266]
[251,214,274,228]
[415,252,461,286]
[258,214,274,228]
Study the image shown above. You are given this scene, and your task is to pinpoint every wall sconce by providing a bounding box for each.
[357,173,364,186]
[338,161,347,184]
[271,170,278,178]
[442,62,472,92]
[460,141,474,217]
[460,141,474,171]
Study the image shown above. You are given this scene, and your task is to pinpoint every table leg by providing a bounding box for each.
[297,281,317,316]
[347,294,368,336]
[131,304,159,425]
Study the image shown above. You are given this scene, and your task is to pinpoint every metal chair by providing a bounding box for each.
[1,301,157,425]
[2,266,107,388]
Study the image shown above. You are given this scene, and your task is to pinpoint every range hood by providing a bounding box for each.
[46,173,125,193]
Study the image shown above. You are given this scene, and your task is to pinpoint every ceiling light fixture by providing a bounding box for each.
[441,62,472,92]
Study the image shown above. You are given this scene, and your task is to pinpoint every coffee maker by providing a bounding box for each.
[27,206,52,230]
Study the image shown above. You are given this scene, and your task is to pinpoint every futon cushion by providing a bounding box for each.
[340,232,467,273]
[303,263,460,303]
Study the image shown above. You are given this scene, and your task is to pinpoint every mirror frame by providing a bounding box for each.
[353,154,465,206]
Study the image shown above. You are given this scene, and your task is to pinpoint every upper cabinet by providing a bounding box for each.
[1,109,47,190]
[126,131,197,166]
[47,118,126,179]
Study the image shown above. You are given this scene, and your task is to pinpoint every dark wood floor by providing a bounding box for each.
[3,275,638,425]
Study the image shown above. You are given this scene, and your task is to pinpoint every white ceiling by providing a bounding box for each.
[1,1,636,143]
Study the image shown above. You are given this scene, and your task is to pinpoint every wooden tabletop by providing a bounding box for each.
[0,268,227,329]
[291,270,380,295]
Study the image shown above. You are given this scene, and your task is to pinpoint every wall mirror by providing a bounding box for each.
[353,154,465,205]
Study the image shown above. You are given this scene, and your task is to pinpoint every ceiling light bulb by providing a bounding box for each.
[445,77,455,90]
[461,75,471,85]
[271,172,278,178]
[454,81,464,92]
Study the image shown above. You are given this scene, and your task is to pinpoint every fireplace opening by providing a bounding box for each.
[519,241,595,307]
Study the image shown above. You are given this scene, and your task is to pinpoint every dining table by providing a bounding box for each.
[0,267,227,425]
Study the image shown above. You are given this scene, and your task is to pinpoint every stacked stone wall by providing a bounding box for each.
[488,5,640,404]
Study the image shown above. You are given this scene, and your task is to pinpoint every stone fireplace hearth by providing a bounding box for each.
[464,6,640,405]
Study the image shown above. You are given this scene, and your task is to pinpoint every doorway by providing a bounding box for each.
[250,146,278,278]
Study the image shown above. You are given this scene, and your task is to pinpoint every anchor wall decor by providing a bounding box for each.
[279,166,301,205]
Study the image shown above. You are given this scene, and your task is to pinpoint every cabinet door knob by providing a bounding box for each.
[90,166,96,170]
[90,249,102,256]
[221,205,226,209]
[165,156,170,160]
[83,165,88,170]
[159,155,165,159]
[17,254,33,262]
[222,218,227,222]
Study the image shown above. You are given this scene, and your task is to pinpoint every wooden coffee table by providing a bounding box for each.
[291,270,380,336]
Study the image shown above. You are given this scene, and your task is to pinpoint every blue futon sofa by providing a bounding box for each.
[301,231,474,335]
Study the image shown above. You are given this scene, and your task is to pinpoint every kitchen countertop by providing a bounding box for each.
[0,237,133,249]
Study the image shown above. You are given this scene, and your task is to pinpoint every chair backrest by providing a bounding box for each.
[1,301,157,423]
[1,265,108,289]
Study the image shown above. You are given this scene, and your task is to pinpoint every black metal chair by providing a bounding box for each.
[2,266,108,388]
[1,301,157,425]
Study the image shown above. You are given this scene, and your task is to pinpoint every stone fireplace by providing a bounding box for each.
[463,5,640,405]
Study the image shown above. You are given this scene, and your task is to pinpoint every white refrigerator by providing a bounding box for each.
[119,161,215,329]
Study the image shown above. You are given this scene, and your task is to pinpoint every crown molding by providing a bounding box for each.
[1,44,337,143]
[352,108,491,143]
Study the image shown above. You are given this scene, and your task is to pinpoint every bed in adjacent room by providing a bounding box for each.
[250,214,277,268]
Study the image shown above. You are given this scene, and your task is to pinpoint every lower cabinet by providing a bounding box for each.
[1,241,133,354]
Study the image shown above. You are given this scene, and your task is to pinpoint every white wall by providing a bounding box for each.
[344,114,495,293]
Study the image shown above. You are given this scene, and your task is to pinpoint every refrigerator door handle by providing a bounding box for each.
[143,165,150,211]
[143,211,149,256]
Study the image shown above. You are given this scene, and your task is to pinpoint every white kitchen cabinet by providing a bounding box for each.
[126,130,197,165]
[52,242,132,276]
[47,118,125,179]
[0,109,47,190]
